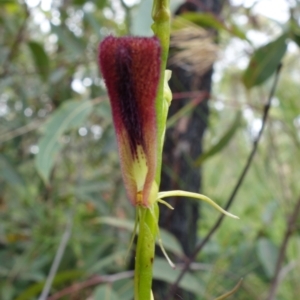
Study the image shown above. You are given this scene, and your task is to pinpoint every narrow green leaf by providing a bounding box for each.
[256,238,279,279]
[87,250,127,274]
[15,270,84,300]
[0,154,24,186]
[289,19,300,48]
[291,31,300,47]
[93,285,119,300]
[242,34,287,88]
[84,12,102,37]
[95,216,184,256]
[159,229,184,257]
[229,21,248,40]
[96,216,135,232]
[35,100,93,184]
[180,12,248,40]
[27,41,50,82]
[0,0,17,5]
[166,101,196,129]
[51,24,85,58]
[114,279,134,300]
[153,258,205,296]
[181,12,225,31]
[195,112,242,166]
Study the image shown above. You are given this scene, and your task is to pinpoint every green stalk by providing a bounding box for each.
[134,2,171,299]
[134,204,159,300]
[151,0,171,186]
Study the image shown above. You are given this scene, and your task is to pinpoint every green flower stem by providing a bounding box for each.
[134,2,171,299]
[151,0,171,186]
[134,204,159,300]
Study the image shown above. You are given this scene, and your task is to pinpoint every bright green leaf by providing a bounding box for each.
[195,112,242,166]
[35,100,93,184]
[28,41,50,82]
[242,34,287,89]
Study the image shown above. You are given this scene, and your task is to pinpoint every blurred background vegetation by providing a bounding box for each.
[1,0,300,299]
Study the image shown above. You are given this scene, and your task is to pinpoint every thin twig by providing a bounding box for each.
[166,64,282,299]
[0,120,43,144]
[38,218,73,300]
[266,195,300,300]
[47,271,134,300]
[0,97,105,145]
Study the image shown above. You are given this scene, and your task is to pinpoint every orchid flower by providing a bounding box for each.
[99,36,160,207]
[98,1,239,299]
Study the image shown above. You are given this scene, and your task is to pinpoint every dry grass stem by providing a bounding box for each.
[170,18,218,75]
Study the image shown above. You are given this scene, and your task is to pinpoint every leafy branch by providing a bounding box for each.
[166,64,283,299]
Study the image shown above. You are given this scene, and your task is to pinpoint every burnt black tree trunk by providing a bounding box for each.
[153,1,223,299]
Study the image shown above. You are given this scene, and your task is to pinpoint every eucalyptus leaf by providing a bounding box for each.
[27,41,50,82]
[181,12,225,30]
[113,278,134,300]
[35,100,93,184]
[51,24,85,58]
[195,112,241,166]
[15,270,84,300]
[153,258,205,296]
[180,12,248,40]
[242,34,287,88]
[95,216,184,256]
[93,285,119,300]
[291,31,300,48]
[256,238,279,279]
[0,154,24,186]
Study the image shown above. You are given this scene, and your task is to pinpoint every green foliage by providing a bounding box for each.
[195,112,242,166]
[94,285,120,300]
[242,34,288,88]
[153,258,205,296]
[181,12,248,40]
[256,238,279,279]
[1,0,300,299]
[27,41,50,82]
[35,99,93,184]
